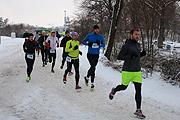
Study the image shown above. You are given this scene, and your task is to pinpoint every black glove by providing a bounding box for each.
[88,42,93,47]
[141,50,146,57]
[73,45,78,50]
[96,40,100,46]
[79,51,82,56]
[131,52,137,59]
[57,45,59,48]
[49,47,51,49]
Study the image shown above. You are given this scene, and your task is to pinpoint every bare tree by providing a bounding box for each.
[105,0,124,60]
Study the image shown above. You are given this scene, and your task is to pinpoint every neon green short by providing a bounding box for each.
[121,71,142,86]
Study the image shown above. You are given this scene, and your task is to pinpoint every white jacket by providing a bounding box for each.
[45,36,59,50]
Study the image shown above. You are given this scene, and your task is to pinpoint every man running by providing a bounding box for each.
[63,32,82,89]
[23,29,29,41]
[109,29,146,119]
[48,31,51,36]
[56,31,61,40]
[45,31,59,73]
[38,30,48,67]
[34,32,40,57]
[60,30,73,74]
[23,33,39,82]
[82,25,105,90]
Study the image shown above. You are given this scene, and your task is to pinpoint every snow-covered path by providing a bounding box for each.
[0,36,180,120]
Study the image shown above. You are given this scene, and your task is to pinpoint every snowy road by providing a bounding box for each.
[0,36,180,120]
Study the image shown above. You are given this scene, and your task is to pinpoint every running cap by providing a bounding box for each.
[42,30,46,34]
[51,30,55,33]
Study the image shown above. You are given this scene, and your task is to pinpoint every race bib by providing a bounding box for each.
[50,49,55,53]
[43,42,45,46]
[27,54,34,59]
[66,56,72,62]
[25,37,29,40]
[92,43,99,48]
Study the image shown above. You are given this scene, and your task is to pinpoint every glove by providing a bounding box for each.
[49,47,51,50]
[141,50,146,57]
[79,51,82,56]
[88,42,93,47]
[131,52,137,59]
[57,45,59,48]
[96,40,100,46]
[73,45,78,50]
[38,44,41,48]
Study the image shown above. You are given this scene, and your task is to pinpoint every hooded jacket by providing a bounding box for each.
[117,38,142,72]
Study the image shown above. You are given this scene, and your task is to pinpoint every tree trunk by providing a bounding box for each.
[105,0,124,60]
[158,5,165,48]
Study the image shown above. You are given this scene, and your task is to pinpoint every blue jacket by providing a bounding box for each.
[82,32,105,54]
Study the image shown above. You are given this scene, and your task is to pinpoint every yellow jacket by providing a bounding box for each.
[65,40,80,59]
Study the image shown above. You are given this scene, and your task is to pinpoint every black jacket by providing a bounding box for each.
[23,33,30,40]
[117,38,142,72]
[56,33,61,39]
[37,35,48,50]
[23,40,38,54]
[60,36,72,53]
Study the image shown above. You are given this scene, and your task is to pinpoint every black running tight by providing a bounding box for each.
[49,52,56,70]
[114,82,142,109]
[87,54,99,83]
[64,59,79,85]
[25,55,35,77]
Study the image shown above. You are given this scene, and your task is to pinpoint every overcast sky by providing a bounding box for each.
[0,0,76,27]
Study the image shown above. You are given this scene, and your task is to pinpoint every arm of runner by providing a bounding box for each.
[82,35,89,45]
[23,40,28,53]
[56,38,59,47]
[65,41,74,53]
[45,37,51,48]
[117,43,131,60]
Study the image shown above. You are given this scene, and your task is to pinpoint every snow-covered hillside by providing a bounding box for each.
[0,36,180,120]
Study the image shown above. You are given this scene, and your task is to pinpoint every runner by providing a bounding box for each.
[82,25,105,90]
[23,29,29,41]
[34,33,40,57]
[60,30,73,75]
[56,31,61,40]
[38,30,48,67]
[23,33,39,82]
[63,32,82,89]
[109,29,146,119]
[45,30,59,73]
[48,31,51,36]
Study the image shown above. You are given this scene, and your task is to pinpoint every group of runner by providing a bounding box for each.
[22,25,146,119]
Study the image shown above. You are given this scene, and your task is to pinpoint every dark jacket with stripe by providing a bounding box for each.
[23,40,39,58]
[37,35,48,50]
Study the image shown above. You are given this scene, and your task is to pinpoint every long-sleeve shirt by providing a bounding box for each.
[60,36,72,53]
[65,40,80,60]
[82,32,105,54]
[23,40,38,54]
[45,36,59,50]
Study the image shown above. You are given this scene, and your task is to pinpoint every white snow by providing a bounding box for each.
[0,36,180,120]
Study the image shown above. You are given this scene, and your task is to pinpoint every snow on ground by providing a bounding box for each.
[0,36,180,120]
